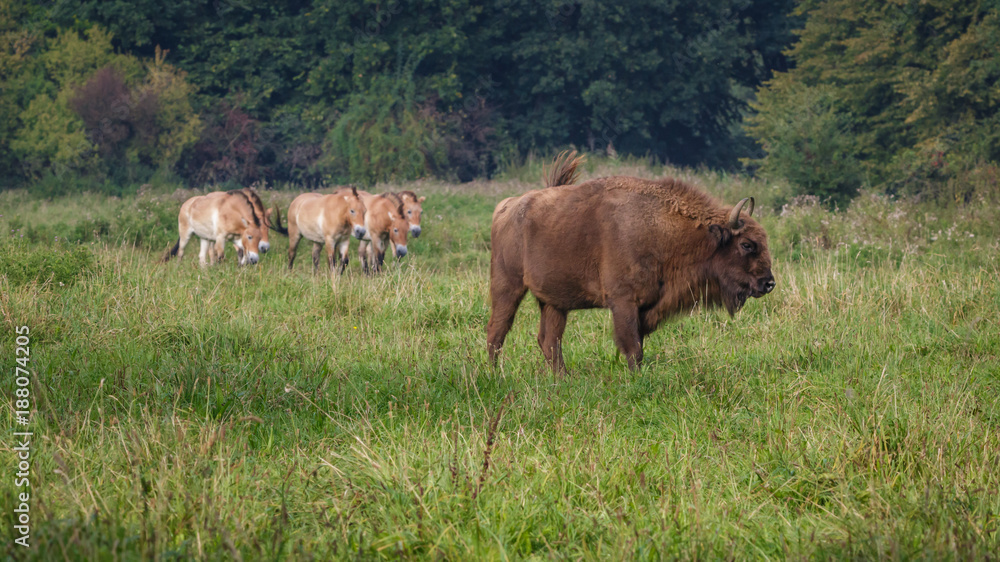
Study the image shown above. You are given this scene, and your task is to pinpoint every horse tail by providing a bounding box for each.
[163,239,180,262]
[269,205,288,236]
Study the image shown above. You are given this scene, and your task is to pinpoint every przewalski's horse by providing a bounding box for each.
[394,190,426,238]
[356,193,409,274]
[286,186,368,274]
[164,190,263,267]
[230,187,286,253]
[358,190,425,250]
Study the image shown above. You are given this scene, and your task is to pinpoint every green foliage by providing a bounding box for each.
[746,79,863,207]
[132,47,203,172]
[1,20,201,192]
[748,0,1000,200]
[322,62,449,186]
[0,238,95,287]
[12,0,799,190]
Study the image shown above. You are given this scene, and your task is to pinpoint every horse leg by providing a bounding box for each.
[214,238,226,266]
[324,236,337,273]
[311,242,322,274]
[359,240,370,274]
[175,227,193,261]
[371,236,385,274]
[338,239,351,274]
[537,301,568,373]
[198,239,211,267]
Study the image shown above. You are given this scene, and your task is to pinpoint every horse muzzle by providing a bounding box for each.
[246,252,260,265]
[259,241,270,253]
[353,225,367,240]
[395,245,408,258]
[410,225,421,238]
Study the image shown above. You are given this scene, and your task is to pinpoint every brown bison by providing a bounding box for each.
[487,152,775,372]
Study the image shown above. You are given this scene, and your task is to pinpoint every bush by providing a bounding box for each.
[179,101,262,186]
[321,63,448,186]
[0,240,96,287]
[744,80,864,207]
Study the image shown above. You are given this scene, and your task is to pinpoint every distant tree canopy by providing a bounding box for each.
[746,0,1000,204]
[2,0,798,189]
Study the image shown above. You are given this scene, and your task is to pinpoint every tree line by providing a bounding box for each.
[1,0,996,203]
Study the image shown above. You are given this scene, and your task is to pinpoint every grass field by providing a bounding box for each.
[2,161,1000,559]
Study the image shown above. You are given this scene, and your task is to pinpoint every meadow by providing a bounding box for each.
[2,160,1000,560]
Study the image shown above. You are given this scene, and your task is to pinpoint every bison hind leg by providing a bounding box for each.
[609,301,644,371]
[486,280,527,366]
[537,301,568,373]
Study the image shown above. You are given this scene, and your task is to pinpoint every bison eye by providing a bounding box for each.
[740,241,754,252]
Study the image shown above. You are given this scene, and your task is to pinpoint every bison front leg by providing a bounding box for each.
[538,302,568,373]
[609,302,643,370]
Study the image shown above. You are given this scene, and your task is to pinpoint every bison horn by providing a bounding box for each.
[729,197,754,230]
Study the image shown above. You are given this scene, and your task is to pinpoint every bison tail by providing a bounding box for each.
[544,150,586,188]
[269,206,289,236]
[163,239,180,262]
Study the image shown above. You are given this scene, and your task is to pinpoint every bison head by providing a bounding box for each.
[707,197,775,315]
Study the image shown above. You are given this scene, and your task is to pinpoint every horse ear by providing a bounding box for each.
[352,186,358,197]
[343,195,350,201]
[418,196,426,203]
[397,202,405,216]
[241,218,249,227]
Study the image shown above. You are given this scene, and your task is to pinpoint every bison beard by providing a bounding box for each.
[487,151,775,372]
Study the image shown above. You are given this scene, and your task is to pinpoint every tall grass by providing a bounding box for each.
[2,164,999,559]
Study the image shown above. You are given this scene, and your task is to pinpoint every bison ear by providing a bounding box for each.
[709,224,732,247]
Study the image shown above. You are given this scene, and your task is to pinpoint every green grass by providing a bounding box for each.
[2,166,999,560]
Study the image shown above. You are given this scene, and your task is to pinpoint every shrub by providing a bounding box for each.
[744,80,864,207]
[179,101,262,186]
[0,240,96,287]
[321,64,448,186]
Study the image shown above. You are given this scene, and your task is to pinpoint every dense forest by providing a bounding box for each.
[1,0,997,201]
